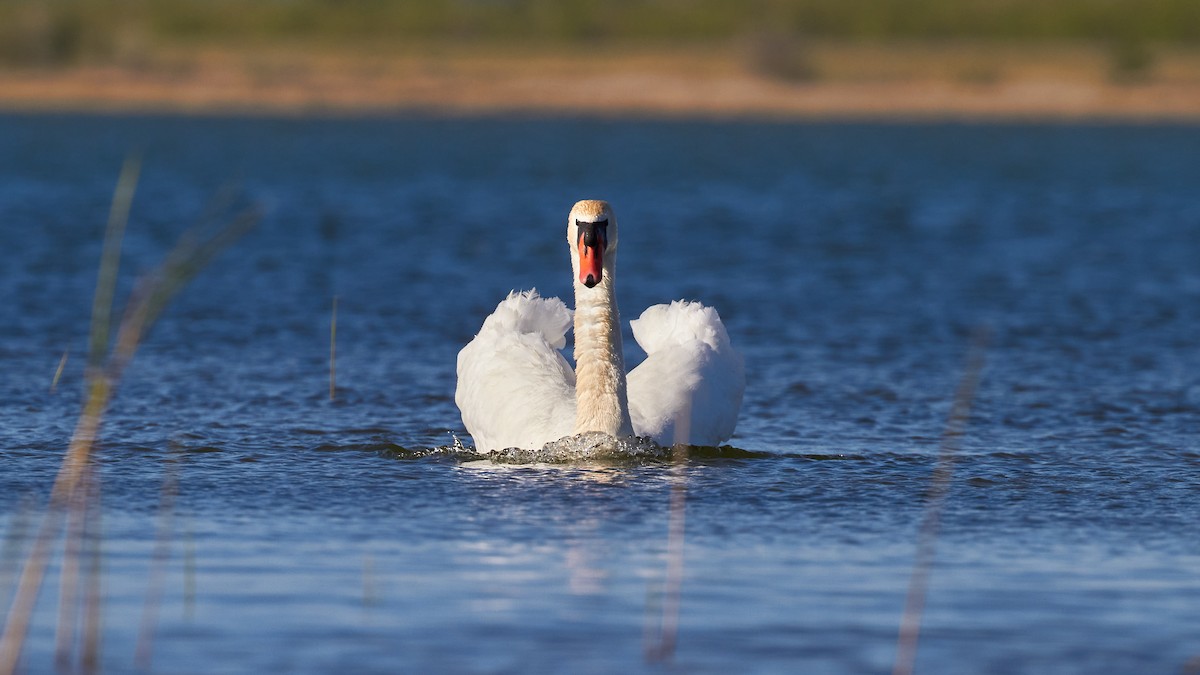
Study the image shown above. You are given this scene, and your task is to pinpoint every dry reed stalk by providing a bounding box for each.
[80,461,102,675]
[53,453,102,673]
[644,411,693,662]
[0,157,258,675]
[644,443,689,662]
[892,327,990,675]
[89,156,141,371]
[0,155,139,675]
[329,296,338,401]
[0,502,34,612]
[134,448,182,670]
[183,518,196,621]
[50,351,69,394]
[53,463,88,670]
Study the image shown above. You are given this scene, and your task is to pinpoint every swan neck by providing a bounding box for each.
[573,276,632,437]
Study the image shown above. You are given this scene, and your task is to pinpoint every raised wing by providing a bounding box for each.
[455,290,577,451]
[627,301,744,446]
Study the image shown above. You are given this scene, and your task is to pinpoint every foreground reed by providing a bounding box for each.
[644,409,695,663]
[643,442,689,663]
[0,158,258,675]
[329,296,338,401]
[892,327,990,675]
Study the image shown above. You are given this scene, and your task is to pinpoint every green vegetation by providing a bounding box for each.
[1,0,1194,88]
[2,0,1199,65]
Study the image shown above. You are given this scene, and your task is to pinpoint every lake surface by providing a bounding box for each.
[1,114,1199,673]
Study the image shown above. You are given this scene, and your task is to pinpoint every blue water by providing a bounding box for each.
[2,114,1200,673]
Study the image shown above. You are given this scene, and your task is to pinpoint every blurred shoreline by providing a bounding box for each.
[4,43,1200,120]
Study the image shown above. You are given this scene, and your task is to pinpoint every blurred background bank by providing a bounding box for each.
[1,0,1199,118]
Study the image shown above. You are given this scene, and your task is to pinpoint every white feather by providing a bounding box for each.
[455,200,745,452]
[456,294,744,451]
[627,301,744,446]
[455,290,576,451]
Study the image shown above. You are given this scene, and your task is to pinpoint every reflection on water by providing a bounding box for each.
[0,115,1199,672]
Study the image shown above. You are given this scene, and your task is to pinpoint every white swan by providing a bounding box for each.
[455,200,744,452]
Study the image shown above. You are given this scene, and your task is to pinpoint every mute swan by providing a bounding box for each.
[455,200,744,452]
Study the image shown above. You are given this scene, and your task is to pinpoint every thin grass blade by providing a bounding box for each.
[893,326,990,675]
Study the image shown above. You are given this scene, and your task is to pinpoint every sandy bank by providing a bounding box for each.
[3,44,1200,120]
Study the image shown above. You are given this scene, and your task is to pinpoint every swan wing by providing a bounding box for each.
[627,301,745,446]
[455,290,577,452]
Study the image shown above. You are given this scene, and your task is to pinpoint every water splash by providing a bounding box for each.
[360,436,770,464]
[485,432,671,464]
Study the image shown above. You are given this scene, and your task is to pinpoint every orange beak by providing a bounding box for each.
[577,222,606,288]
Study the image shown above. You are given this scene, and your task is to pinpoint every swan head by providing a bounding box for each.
[567,200,617,289]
